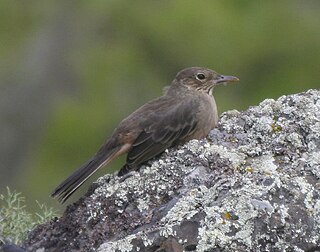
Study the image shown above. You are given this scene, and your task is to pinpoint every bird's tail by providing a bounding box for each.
[51,142,129,203]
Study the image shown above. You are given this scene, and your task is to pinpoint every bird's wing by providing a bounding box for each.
[126,100,198,166]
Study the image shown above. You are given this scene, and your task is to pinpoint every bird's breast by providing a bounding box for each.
[186,93,218,141]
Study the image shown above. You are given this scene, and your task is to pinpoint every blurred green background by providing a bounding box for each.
[1,1,319,212]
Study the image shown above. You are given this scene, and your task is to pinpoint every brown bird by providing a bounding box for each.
[51,67,239,202]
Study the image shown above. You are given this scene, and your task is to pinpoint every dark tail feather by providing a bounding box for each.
[51,147,120,203]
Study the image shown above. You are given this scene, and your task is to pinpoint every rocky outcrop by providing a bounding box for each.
[23,89,320,252]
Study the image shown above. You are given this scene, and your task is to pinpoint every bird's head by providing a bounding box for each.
[172,67,239,94]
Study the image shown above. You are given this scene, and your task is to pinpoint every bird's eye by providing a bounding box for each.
[196,73,206,81]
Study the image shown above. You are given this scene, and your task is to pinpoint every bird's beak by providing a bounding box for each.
[214,75,239,85]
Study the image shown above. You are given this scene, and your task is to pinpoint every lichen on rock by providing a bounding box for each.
[23,89,320,252]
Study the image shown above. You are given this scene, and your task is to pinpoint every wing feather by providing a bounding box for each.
[126,100,198,167]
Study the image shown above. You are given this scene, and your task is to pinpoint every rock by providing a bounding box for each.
[23,89,320,252]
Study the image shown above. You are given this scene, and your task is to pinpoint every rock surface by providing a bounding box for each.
[23,89,320,252]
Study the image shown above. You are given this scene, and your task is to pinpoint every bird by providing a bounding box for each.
[51,67,239,203]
